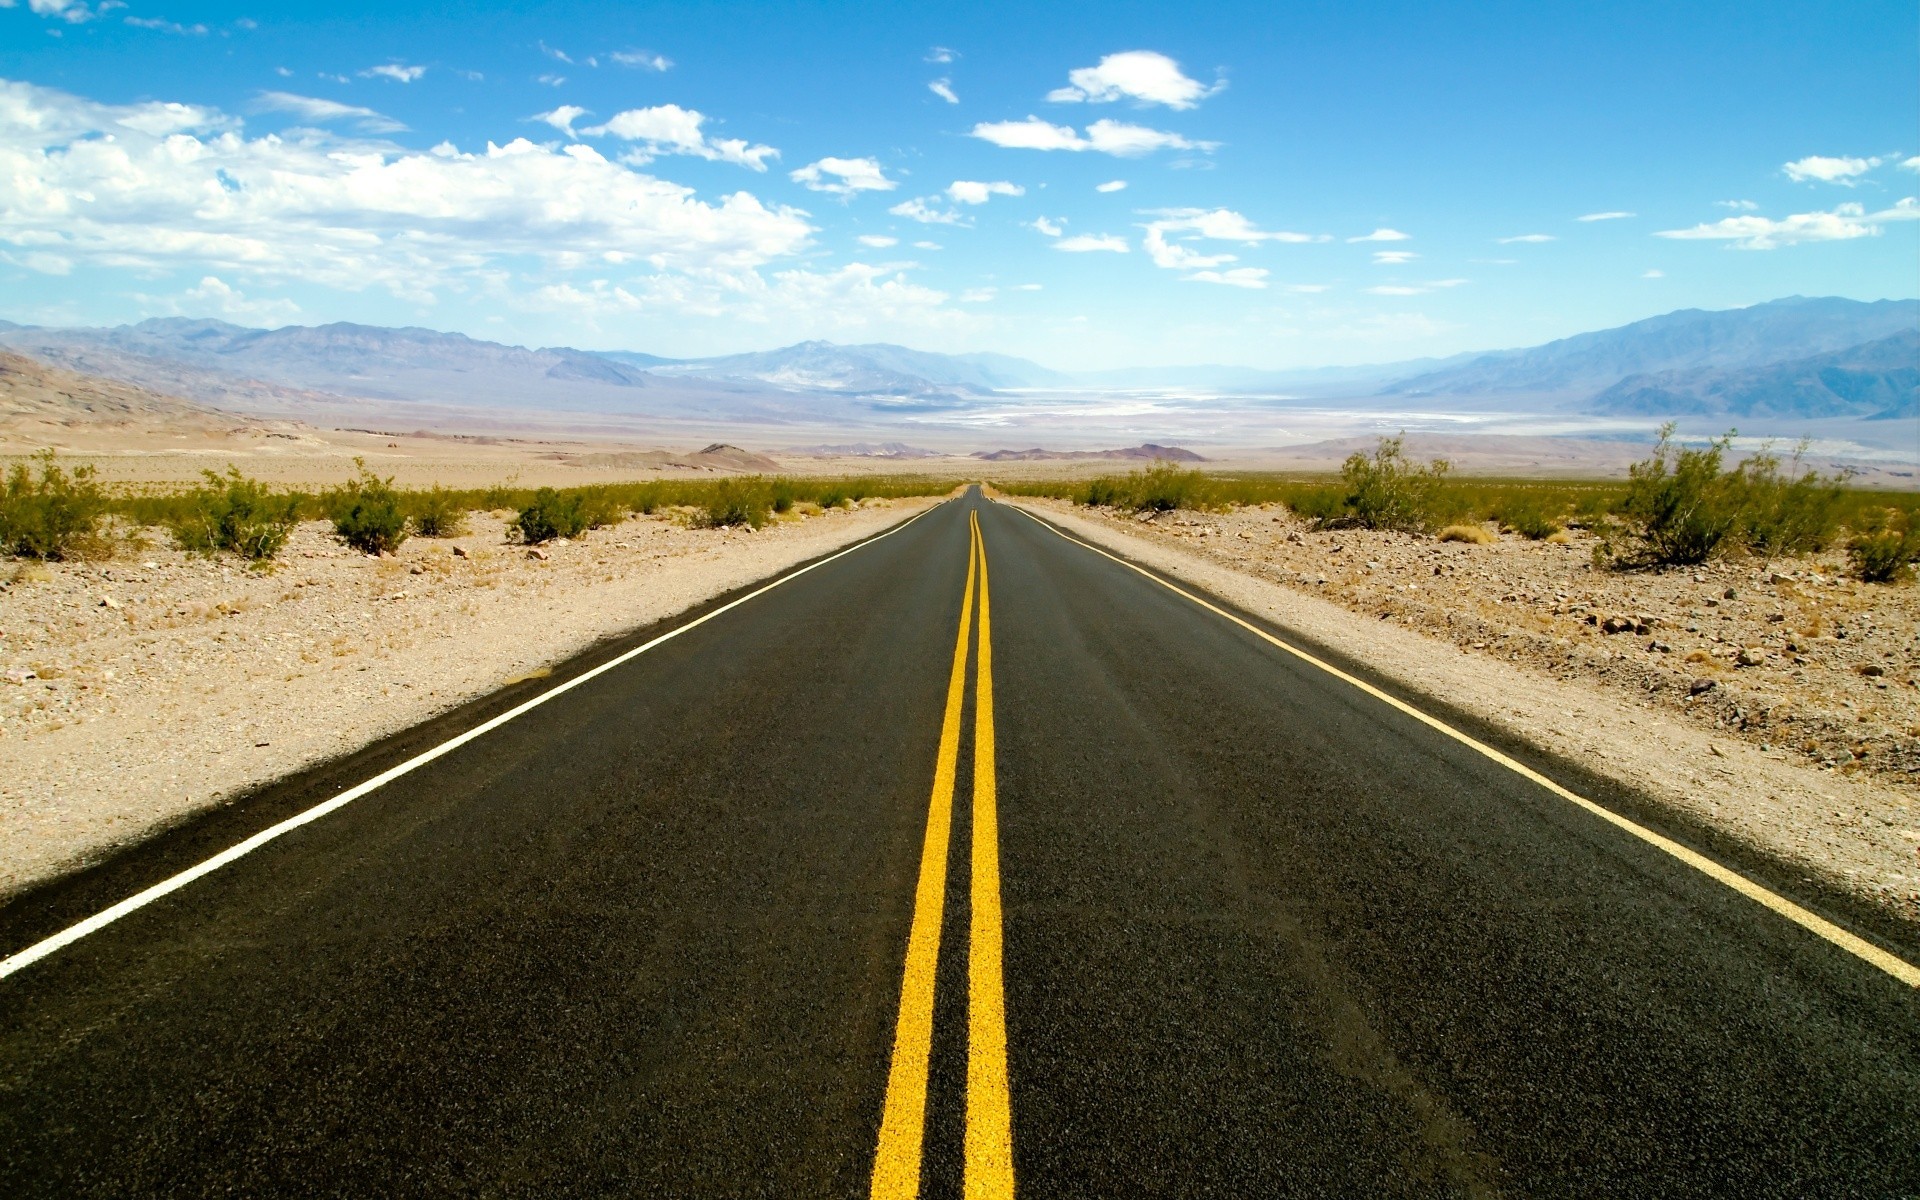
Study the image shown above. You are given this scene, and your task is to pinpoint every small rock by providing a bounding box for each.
[527,547,551,561]
[1861,664,1886,677]
[1689,677,1717,696]
[1722,588,1737,600]
[409,565,425,575]
[1601,616,1635,634]
[1648,640,1673,653]
[452,545,470,559]
[1709,743,1725,757]
[98,595,121,610]
[1736,647,1766,667]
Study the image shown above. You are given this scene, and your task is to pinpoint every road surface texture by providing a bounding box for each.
[2,491,1916,1198]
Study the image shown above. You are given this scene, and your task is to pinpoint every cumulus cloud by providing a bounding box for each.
[1142,226,1234,269]
[1045,51,1222,110]
[253,91,406,133]
[0,79,814,305]
[362,63,426,83]
[585,104,778,170]
[1577,211,1635,221]
[1095,179,1127,192]
[5,0,114,23]
[969,116,1212,157]
[888,197,966,224]
[534,105,589,137]
[1497,233,1556,243]
[929,79,958,104]
[946,179,1022,204]
[1903,156,1920,173]
[1147,207,1326,244]
[1655,199,1917,249]
[1054,233,1128,252]
[1346,227,1409,242]
[126,15,207,34]
[1371,250,1417,264]
[1135,208,1324,276]
[926,46,955,64]
[789,155,895,196]
[609,50,672,71]
[1783,155,1880,185]
[135,274,302,323]
[1028,216,1064,237]
[1716,199,1759,210]
[857,234,898,248]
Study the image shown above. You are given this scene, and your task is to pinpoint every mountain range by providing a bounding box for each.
[0,296,1911,430]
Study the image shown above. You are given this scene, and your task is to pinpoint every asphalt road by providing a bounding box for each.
[2,491,1917,1198]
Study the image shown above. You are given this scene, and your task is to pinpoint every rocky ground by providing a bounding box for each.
[0,498,937,895]
[1012,497,1920,923]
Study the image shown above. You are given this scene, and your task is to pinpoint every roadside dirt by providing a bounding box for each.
[0,498,935,896]
[1009,497,1920,926]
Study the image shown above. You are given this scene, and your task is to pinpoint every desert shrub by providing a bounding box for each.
[0,451,108,560]
[407,485,469,538]
[769,481,797,514]
[1848,509,1919,583]
[1437,524,1494,544]
[1733,441,1846,556]
[575,485,627,531]
[694,478,771,529]
[1613,425,1742,567]
[515,488,591,543]
[1339,436,1451,532]
[325,460,409,555]
[1286,485,1347,526]
[1493,494,1563,540]
[1129,463,1206,511]
[815,485,850,510]
[170,467,301,561]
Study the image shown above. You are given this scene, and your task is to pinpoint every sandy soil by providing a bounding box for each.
[1007,497,1920,924]
[0,498,937,896]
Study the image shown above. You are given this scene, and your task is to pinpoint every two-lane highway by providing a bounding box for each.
[2,491,1917,1196]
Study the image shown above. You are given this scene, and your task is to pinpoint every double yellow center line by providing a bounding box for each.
[870,508,1015,1199]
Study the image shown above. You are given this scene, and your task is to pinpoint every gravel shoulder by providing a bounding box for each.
[0,498,938,896]
[1006,496,1920,926]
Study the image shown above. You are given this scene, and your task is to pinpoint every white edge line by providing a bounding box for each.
[0,499,950,982]
[1006,501,1920,989]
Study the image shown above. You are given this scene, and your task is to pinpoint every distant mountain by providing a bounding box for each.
[971,443,1205,462]
[1384,297,1919,399]
[1587,331,1919,420]
[785,442,947,457]
[652,340,1068,394]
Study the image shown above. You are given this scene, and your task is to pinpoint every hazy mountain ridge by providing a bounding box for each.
[648,340,1067,394]
[1588,330,1919,420]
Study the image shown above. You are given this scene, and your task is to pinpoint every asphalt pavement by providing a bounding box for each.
[2,490,1916,1198]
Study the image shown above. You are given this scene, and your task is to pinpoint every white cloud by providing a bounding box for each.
[789,155,895,196]
[1716,199,1758,210]
[1655,199,1917,250]
[1045,51,1222,110]
[253,91,407,133]
[889,197,966,224]
[1054,234,1128,252]
[1577,211,1635,221]
[926,46,955,64]
[7,0,113,23]
[362,63,426,84]
[275,66,293,77]
[1014,283,1042,290]
[959,287,996,302]
[946,179,1022,204]
[969,116,1212,157]
[914,240,941,250]
[1783,154,1880,185]
[929,79,958,104]
[1497,233,1556,243]
[536,74,566,87]
[534,105,589,137]
[1095,179,1127,193]
[585,104,777,170]
[1185,267,1267,288]
[609,50,672,71]
[538,41,572,64]
[1142,226,1233,269]
[136,274,301,323]
[1371,250,1417,264]
[126,16,208,34]
[857,234,898,248]
[1028,216,1064,237]
[0,79,814,304]
[1642,269,1664,278]
[626,262,975,338]
[1902,156,1920,173]
[1147,207,1326,244]
[1346,227,1410,242]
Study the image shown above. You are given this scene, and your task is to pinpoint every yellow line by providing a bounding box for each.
[966,510,1016,1198]
[870,513,979,1200]
[1008,503,1920,991]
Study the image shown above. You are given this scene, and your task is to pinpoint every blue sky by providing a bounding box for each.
[1,0,1914,370]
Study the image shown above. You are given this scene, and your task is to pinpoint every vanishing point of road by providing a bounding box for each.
[2,490,1916,1197]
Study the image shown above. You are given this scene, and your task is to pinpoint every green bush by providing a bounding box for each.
[1339,436,1451,532]
[407,485,468,538]
[1733,441,1846,556]
[1614,425,1742,567]
[0,451,108,560]
[515,487,590,543]
[1494,494,1563,540]
[1848,509,1919,583]
[694,478,771,529]
[170,467,301,561]
[325,461,409,555]
[575,485,627,531]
